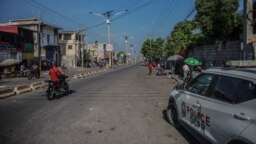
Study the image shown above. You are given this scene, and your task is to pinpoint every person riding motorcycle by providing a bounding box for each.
[49,62,64,88]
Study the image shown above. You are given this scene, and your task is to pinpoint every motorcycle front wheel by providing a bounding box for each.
[46,85,55,100]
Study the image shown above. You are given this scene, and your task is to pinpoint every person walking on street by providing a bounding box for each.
[183,63,190,81]
[147,61,154,75]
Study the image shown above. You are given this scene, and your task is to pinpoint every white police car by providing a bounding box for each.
[166,61,256,144]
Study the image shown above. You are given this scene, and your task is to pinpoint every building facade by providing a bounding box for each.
[0,18,62,67]
[87,42,105,63]
[58,31,86,67]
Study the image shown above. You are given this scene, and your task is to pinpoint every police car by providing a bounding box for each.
[166,60,256,144]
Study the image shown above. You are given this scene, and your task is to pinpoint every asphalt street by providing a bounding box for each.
[0,67,100,89]
[0,64,198,144]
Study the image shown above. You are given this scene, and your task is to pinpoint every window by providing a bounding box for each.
[47,34,50,44]
[236,80,256,103]
[59,34,62,40]
[68,45,72,50]
[64,34,71,40]
[187,74,215,97]
[212,76,240,103]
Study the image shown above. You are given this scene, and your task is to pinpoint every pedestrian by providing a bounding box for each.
[147,61,154,75]
[182,63,190,81]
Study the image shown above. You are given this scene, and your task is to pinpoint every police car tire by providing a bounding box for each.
[167,103,180,129]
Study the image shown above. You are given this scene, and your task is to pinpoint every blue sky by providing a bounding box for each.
[0,0,243,55]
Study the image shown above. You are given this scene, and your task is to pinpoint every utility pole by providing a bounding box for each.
[148,34,152,61]
[37,19,41,77]
[89,10,128,67]
[243,0,256,60]
[123,35,130,64]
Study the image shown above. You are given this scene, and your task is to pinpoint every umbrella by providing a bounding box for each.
[0,59,21,66]
[184,57,202,66]
[167,54,183,61]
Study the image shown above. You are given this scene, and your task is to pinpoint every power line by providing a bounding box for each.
[23,0,87,29]
[151,0,176,33]
[183,8,196,21]
[87,0,161,29]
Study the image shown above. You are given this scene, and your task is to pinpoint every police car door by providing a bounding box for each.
[179,74,216,141]
[198,75,255,143]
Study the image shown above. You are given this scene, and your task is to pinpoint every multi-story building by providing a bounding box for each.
[87,42,106,63]
[0,18,62,67]
[0,25,33,62]
[58,31,86,67]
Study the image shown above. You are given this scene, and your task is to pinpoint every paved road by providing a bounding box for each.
[0,64,197,144]
[0,67,102,89]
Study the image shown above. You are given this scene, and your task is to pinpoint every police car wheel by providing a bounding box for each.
[167,103,180,129]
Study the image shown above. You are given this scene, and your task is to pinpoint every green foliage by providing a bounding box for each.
[140,37,165,61]
[83,50,91,62]
[165,20,200,57]
[140,0,242,59]
[195,0,241,41]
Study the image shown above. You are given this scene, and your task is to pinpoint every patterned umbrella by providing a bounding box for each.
[184,57,202,66]
[167,54,183,61]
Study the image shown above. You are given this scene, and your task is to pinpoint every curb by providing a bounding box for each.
[0,88,15,99]
[30,82,43,90]
[14,85,32,95]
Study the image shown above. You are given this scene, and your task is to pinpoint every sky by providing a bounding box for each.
[0,0,243,56]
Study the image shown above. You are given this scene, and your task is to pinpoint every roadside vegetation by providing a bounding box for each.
[141,0,242,61]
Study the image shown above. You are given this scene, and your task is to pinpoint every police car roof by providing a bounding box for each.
[204,67,256,81]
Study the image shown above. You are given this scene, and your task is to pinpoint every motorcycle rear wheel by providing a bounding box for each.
[63,82,69,95]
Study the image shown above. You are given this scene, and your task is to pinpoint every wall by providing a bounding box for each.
[189,41,242,67]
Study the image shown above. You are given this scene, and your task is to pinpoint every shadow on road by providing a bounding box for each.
[53,90,76,100]
[162,110,200,144]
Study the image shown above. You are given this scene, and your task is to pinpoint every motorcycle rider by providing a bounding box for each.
[49,62,64,88]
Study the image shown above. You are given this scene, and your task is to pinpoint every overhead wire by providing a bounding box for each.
[150,0,175,34]
[23,0,86,30]
[23,0,105,41]
[87,0,161,29]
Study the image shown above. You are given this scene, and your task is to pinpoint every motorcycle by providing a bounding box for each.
[16,69,30,77]
[44,75,69,100]
[27,69,40,80]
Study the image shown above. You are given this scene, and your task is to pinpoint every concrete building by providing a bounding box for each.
[0,18,62,67]
[58,31,86,67]
[87,42,106,63]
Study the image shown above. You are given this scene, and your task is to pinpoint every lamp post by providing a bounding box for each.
[89,10,128,67]
[122,35,133,64]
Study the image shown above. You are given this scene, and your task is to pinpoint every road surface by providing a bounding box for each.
[0,64,198,144]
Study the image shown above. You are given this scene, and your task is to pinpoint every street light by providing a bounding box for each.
[89,10,128,67]
[122,35,133,64]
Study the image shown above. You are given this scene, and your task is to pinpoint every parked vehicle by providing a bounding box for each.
[44,75,69,100]
[166,62,256,144]
[16,69,30,77]
[27,69,40,80]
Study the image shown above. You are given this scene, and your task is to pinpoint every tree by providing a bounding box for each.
[165,20,199,57]
[195,0,241,41]
[140,37,165,61]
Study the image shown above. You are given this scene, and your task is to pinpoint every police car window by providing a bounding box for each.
[236,80,256,103]
[212,76,240,103]
[187,74,214,97]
